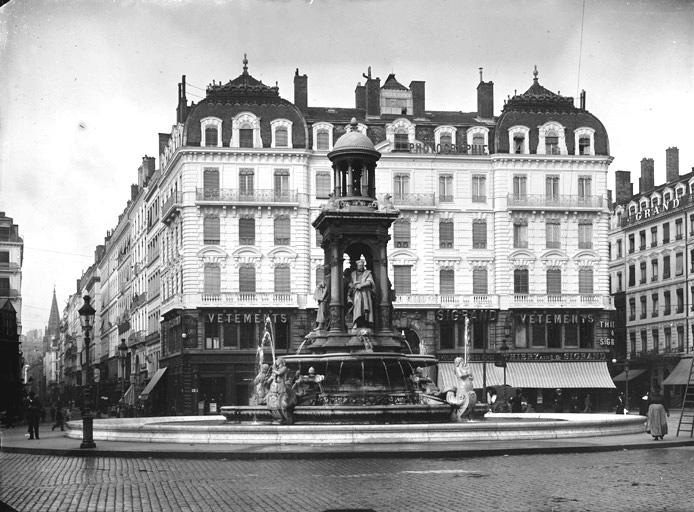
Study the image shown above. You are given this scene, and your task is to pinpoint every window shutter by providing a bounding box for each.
[514,269,529,294]
[239,266,256,293]
[394,265,412,295]
[274,169,289,199]
[239,169,254,196]
[394,219,411,248]
[203,168,219,199]
[472,268,488,295]
[205,127,218,147]
[204,264,221,296]
[316,172,331,198]
[203,216,220,245]
[316,130,329,150]
[578,268,593,294]
[472,220,486,248]
[239,217,255,245]
[546,220,560,248]
[439,220,454,248]
[547,268,562,295]
[440,269,455,295]
[275,127,288,147]
[274,216,290,245]
[274,265,291,293]
[239,128,253,148]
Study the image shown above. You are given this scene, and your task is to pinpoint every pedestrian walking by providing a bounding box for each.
[646,385,669,440]
[582,393,592,413]
[51,403,65,431]
[25,392,41,440]
[615,392,626,414]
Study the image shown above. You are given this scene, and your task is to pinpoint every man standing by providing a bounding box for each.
[26,391,41,440]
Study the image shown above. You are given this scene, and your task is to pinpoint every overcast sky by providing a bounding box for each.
[1,0,692,333]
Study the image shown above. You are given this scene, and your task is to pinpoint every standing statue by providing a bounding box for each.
[265,359,297,425]
[348,259,375,329]
[313,270,330,331]
[445,357,478,422]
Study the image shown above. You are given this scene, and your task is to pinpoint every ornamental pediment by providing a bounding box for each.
[196,246,229,266]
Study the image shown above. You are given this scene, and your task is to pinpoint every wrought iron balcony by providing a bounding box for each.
[162,192,182,224]
[507,194,604,210]
[196,188,298,204]
[200,292,299,307]
[503,294,612,309]
[391,193,436,208]
[394,294,499,309]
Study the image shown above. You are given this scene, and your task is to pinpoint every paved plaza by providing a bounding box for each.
[2,413,694,512]
[1,446,694,511]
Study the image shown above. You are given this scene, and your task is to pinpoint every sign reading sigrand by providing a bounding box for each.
[409,142,488,154]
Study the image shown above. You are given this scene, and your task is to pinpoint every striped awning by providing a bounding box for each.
[613,368,647,382]
[122,384,136,406]
[139,367,167,400]
[663,358,693,386]
[438,361,616,390]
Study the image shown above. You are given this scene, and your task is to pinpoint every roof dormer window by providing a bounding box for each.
[200,117,222,148]
[386,118,415,153]
[466,126,489,155]
[312,122,334,151]
[271,119,293,149]
[508,125,530,154]
[434,126,457,153]
[537,121,567,155]
[574,127,595,156]
[232,112,261,149]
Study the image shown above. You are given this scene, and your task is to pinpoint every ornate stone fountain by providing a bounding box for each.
[225,119,463,424]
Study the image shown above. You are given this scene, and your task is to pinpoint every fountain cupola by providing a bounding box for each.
[327,118,380,203]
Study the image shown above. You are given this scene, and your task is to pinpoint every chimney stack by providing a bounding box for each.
[410,80,425,118]
[176,75,188,124]
[293,68,308,111]
[639,158,655,193]
[355,82,366,110]
[363,67,381,117]
[476,68,494,118]
[615,171,633,204]
[666,147,679,182]
[580,90,586,110]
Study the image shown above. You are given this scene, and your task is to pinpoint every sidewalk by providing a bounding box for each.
[2,414,693,460]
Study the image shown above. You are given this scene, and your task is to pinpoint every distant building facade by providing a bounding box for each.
[62,59,616,414]
[609,147,694,404]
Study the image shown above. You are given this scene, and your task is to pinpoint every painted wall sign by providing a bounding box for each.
[516,313,594,324]
[205,312,288,324]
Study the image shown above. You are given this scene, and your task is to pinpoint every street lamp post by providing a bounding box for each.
[613,357,630,412]
[499,338,509,387]
[78,295,96,449]
[118,338,128,414]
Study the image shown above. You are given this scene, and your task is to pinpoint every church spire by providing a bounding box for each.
[47,287,60,339]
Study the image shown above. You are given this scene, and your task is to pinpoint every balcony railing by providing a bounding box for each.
[503,294,612,309]
[392,193,436,208]
[507,194,604,210]
[196,188,298,204]
[200,292,299,307]
[394,294,500,308]
[162,192,182,223]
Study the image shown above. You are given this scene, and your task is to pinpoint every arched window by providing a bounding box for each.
[275,127,288,147]
[205,127,218,147]
[271,119,293,149]
[200,117,222,148]
[232,112,261,149]
[316,130,330,150]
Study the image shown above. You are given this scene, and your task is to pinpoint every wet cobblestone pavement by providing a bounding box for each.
[2,447,694,511]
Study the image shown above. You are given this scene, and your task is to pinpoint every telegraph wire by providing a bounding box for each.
[576,0,586,99]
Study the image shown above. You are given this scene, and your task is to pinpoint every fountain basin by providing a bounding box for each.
[65,413,645,445]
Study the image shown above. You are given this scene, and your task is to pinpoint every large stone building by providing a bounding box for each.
[609,148,694,406]
[0,212,23,419]
[63,59,617,414]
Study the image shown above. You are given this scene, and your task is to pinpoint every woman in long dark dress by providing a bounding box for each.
[646,386,669,440]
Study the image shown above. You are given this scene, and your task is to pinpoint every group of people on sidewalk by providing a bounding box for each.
[616,386,670,441]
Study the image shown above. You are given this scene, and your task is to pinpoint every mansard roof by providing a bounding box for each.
[204,54,282,104]
[382,73,408,91]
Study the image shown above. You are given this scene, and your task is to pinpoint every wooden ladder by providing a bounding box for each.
[676,357,694,437]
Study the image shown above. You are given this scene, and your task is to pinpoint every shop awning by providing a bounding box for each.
[139,368,167,400]
[122,384,136,406]
[438,361,615,390]
[663,358,693,386]
[612,368,647,382]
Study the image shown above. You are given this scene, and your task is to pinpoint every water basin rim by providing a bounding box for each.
[280,352,438,365]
